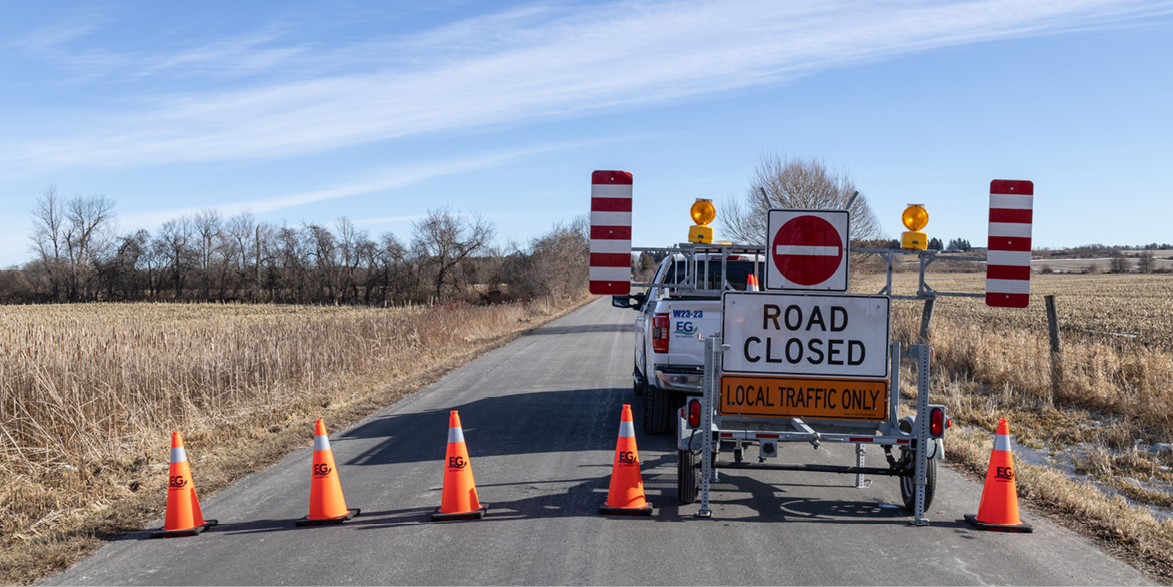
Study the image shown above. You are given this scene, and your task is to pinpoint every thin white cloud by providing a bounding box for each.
[119,138,607,227]
[4,0,1171,175]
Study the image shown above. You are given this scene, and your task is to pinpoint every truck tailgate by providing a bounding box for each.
[666,301,720,366]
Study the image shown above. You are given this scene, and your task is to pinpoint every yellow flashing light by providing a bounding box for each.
[902,204,929,232]
[901,204,929,250]
[690,199,716,226]
[689,198,715,244]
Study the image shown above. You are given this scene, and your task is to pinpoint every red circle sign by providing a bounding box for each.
[771,215,844,286]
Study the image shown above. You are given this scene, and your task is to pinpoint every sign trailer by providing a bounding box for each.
[680,206,951,527]
[649,181,1029,526]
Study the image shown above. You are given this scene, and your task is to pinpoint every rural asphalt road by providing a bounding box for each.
[45,298,1150,585]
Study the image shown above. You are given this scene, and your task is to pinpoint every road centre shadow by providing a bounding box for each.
[524,323,632,336]
[338,388,638,467]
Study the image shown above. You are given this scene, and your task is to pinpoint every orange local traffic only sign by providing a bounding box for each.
[719,375,889,421]
[721,292,890,379]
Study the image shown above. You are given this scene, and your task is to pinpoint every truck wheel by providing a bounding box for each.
[900,455,936,513]
[677,449,700,504]
[643,386,671,434]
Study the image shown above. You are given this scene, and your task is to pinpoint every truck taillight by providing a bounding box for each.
[930,406,946,438]
[652,313,669,353]
[688,399,701,428]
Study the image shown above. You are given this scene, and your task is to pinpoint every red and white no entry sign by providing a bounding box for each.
[766,209,849,291]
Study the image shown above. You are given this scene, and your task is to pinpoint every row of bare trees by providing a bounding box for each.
[9,185,589,306]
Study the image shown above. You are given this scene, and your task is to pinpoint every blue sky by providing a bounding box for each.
[2,0,1172,267]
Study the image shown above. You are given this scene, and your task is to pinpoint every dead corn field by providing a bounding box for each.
[0,297,591,585]
[855,271,1173,581]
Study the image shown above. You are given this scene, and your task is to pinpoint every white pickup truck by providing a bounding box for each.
[612,244,766,434]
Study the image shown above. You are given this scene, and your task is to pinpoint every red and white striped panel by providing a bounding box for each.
[986,179,1033,308]
[589,170,633,295]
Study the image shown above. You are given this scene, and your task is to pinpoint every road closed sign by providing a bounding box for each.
[766,209,849,291]
[721,291,890,378]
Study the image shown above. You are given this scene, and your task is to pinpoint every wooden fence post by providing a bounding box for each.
[1045,294,1061,408]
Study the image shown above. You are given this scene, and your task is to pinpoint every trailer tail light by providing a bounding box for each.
[652,313,669,353]
[688,399,701,428]
[930,406,946,438]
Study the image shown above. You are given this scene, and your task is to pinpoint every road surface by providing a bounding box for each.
[45,298,1150,585]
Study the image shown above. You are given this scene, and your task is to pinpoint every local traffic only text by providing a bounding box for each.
[719,375,889,421]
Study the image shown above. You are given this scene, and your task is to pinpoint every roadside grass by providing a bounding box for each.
[865,272,1173,583]
[0,296,595,586]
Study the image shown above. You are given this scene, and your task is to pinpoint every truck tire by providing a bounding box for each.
[677,449,700,504]
[900,455,936,513]
[643,386,671,434]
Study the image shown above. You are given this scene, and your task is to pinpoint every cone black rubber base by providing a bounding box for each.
[432,505,488,521]
[599,502,653,516]
[964,513,1033,533]
[296,508,360,526]
[150,520,218,538]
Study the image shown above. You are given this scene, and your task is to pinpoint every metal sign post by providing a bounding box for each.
[697,334,724,518]
[910,343,931,525]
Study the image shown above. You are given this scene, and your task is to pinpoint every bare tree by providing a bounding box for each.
[1137,251,1155,274]
[223,212,256,299]
[29,185,67,299]
[1109,253,1129,274]
[63,194,117,300]
[154,216,194,298]
[721,153,882,246]
[336,217,371,303]
[192,208,224,300]
[412,208,496,301]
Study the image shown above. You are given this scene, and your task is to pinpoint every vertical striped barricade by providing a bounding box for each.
[589,170,633,295]
[986,180,1033,308]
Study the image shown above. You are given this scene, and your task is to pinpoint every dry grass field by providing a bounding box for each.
[855,271,1173,581]
[0,297,592,585]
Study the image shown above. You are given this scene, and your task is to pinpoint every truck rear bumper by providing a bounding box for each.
[654,367,703,394]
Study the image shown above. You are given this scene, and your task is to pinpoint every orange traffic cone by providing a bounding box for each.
[746,274,760,292]
[965,418,1033,533]
[151,431,218,538]
[432,411,488,521]
[600,404,653,515]
[296,419,360,526]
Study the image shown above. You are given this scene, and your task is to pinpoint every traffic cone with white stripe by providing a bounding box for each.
[965,418,1033,533]
[600,404,653,515]
[296,419,360,526]
[746,274,760,292]
[432,411,488,521]
[151,431,218,538]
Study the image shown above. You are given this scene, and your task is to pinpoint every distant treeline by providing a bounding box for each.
[2,186,589,306]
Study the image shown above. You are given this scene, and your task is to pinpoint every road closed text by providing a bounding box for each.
[719,375,889,421]
[722,293,890,378]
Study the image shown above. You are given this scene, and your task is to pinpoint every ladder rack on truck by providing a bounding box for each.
[628,243,767,295]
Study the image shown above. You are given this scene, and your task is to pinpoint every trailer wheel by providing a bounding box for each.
[900,455,936,513]
[643,386,671,434]
[677,449,700,504]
